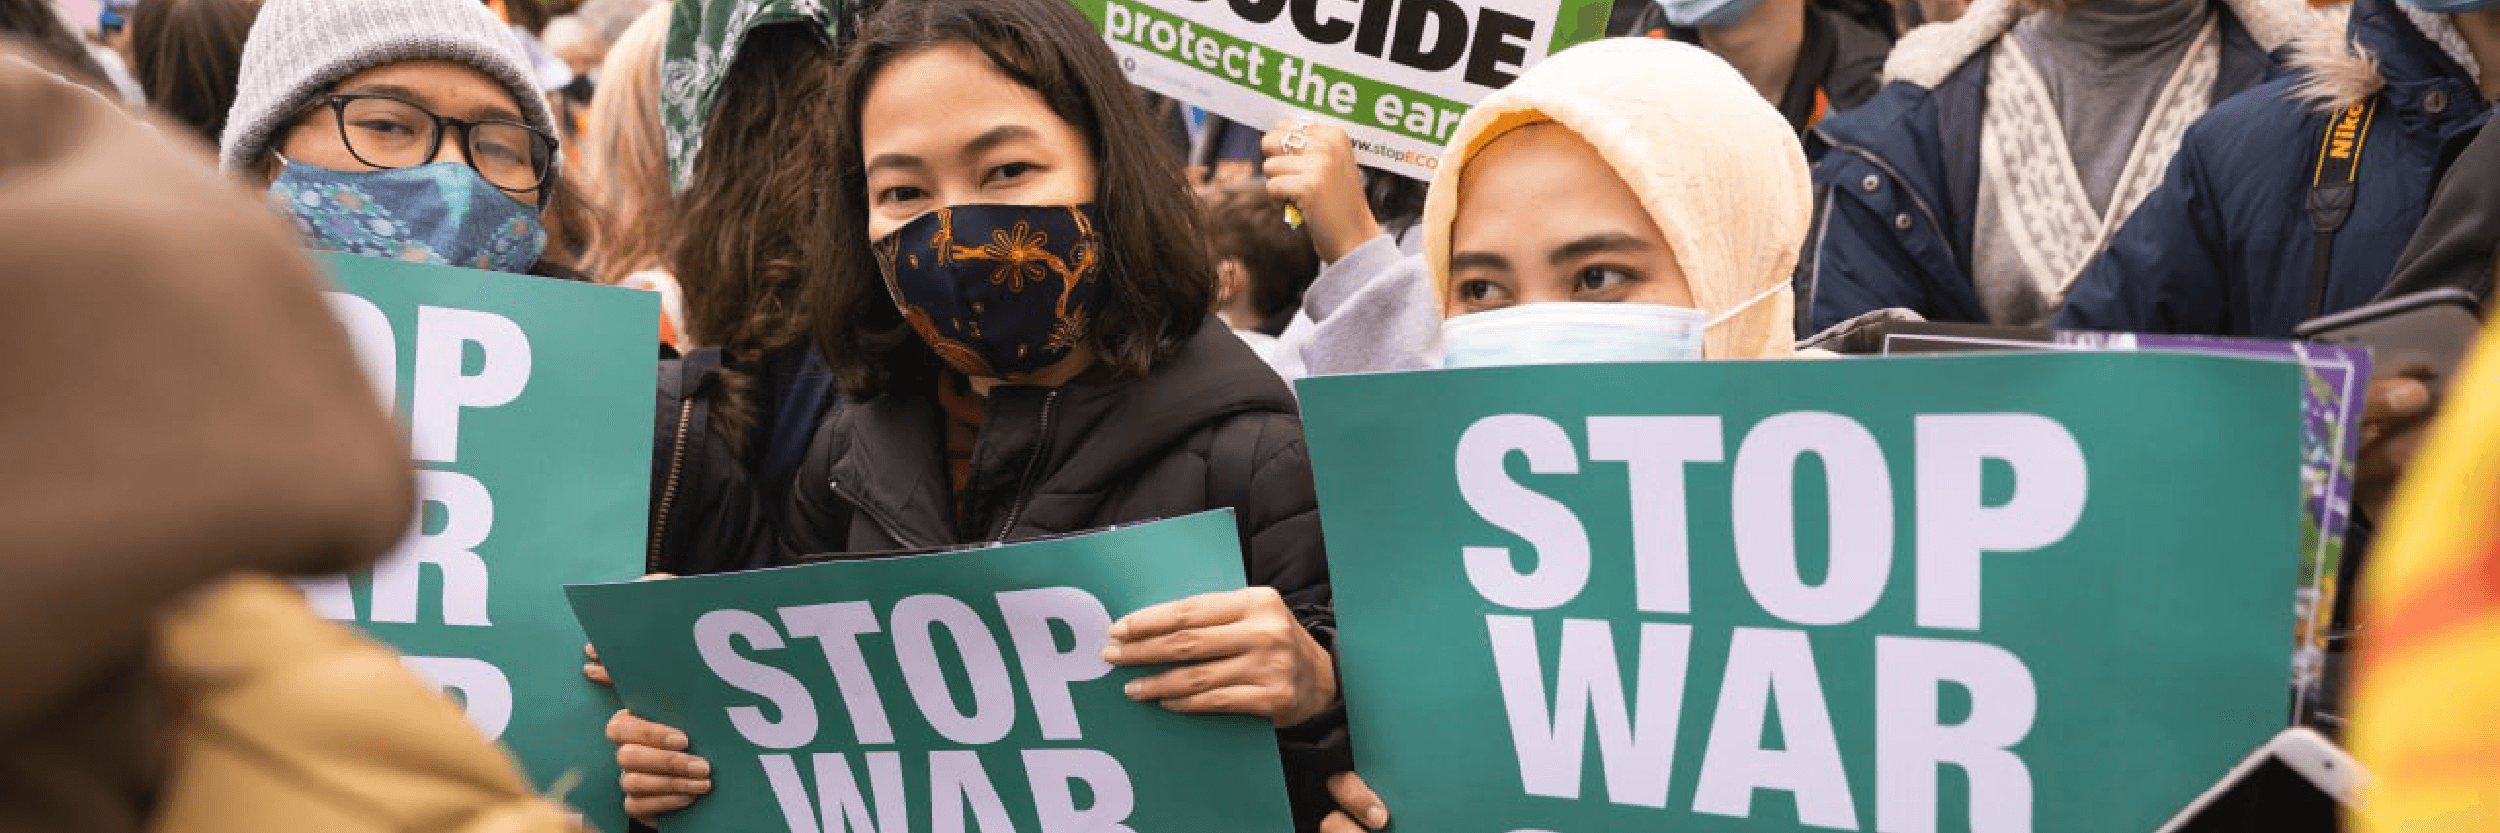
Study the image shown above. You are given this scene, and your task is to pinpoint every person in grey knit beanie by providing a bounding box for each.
[220,0,556,171]
[219,0,588,276]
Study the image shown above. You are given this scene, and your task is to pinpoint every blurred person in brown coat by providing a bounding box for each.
[0,45,433,832]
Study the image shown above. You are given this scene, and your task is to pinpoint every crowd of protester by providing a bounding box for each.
[2,0,2493,827]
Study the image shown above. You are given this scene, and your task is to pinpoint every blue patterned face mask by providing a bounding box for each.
[270,159,547,274]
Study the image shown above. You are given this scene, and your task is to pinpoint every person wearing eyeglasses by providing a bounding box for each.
[216,0,592,279]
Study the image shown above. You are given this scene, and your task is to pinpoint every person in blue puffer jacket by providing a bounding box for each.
[2057,0,2500,337]
[1795,0,2322,334]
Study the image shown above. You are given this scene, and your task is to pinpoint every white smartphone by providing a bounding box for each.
[2154,727,2363,833]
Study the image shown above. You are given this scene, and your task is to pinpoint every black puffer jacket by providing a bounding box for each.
[646,343,838,577]
[779,319,1346,830]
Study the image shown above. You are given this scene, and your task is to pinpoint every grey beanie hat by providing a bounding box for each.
[218,0,559,173]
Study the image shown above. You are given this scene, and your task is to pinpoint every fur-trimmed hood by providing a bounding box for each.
[1883,0,2330,88]
[2290,0,2481,113]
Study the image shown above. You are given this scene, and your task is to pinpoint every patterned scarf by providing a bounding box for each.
[659,0,854,190]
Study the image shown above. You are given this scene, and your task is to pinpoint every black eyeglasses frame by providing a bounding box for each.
[301,92,560,194]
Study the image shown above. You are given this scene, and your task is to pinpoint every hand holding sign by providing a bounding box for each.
[589,658,717,823]
[1262,117,1382,263]
[2356,373,2435,520]
[606,709,712,823]
[1321,772,1391,833]
[581,573,710,825]
[1105,586,1340,728]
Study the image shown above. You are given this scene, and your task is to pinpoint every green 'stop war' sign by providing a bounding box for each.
[1296,352,2302,833]
[565,511,1293,833]
[1066,0,1612,179]
[303,252,657,833]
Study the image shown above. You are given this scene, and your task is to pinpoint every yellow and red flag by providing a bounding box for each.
[2353,320,2500,830]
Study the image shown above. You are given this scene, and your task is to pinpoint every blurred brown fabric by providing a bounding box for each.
[0,47,414,832]
[148,576,580,833]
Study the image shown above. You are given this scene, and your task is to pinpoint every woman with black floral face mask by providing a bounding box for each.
[596,0,1347,829]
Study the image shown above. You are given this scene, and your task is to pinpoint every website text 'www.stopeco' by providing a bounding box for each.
[1350,136,1441,171]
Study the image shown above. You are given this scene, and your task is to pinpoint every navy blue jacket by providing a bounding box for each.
[1796,0,2294,334]
[2057,0,2490,337]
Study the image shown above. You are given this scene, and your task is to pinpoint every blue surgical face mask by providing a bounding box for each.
[270,159,547,274]
[1653,0,1767,28]
[1439,282,1783,368]
[1443,302,1707,368]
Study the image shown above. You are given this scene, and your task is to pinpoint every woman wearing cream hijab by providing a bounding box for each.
[1266,36,1812,378]
[1256,35,1814,833]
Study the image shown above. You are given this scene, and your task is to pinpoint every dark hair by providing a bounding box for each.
[669,21,839,448]
[129,0,258,145]
[1203,182,1317,326]
[524,174,594,278]
[0,0,117,95]
[817,0,1214,400]
[525,138,599,276]
[1366,170,1429,241]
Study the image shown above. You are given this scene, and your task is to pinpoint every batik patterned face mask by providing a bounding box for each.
[270,159,546,274]
[874,203,1109,380]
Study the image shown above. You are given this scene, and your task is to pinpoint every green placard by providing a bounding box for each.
[304,252,656,833]
[1296,352,2301,833]
[566,510,1293,833]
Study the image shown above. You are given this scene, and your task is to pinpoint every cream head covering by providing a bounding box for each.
[1421,37,1810,359]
